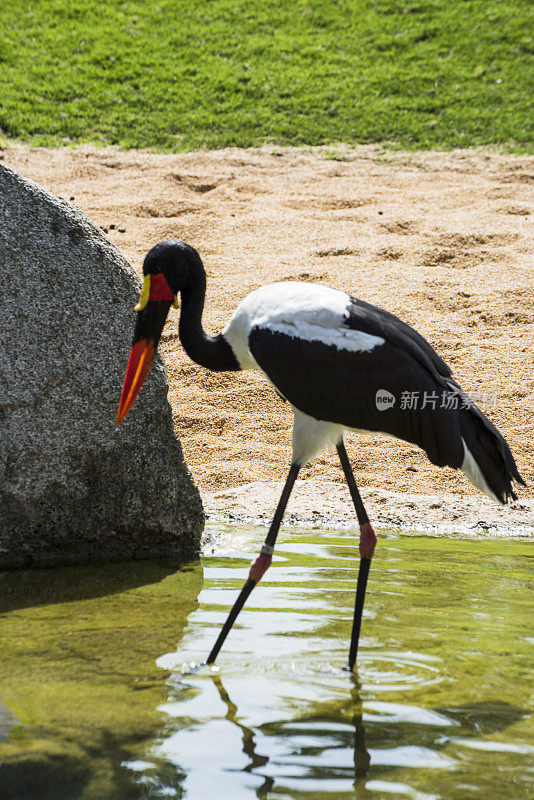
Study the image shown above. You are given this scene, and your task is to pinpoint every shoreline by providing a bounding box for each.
[203,480,534,541]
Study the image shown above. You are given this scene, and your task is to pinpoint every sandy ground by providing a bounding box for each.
[3,143,533,533]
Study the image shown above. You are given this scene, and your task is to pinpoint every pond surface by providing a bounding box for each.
[0,528,532,800]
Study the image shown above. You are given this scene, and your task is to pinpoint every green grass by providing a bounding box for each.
[0,0,532,151]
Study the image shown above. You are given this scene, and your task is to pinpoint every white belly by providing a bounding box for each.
[291,408,344,466]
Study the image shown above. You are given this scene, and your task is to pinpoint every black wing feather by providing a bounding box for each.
[346,298,452,379]
[248,296,524,502]
[248,321,464,470]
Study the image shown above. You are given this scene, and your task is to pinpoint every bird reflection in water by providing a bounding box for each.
[212,674,274,798]
[210,672,371,798]
[349,676,371,784]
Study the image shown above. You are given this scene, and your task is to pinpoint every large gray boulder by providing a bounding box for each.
[0,163,204,567]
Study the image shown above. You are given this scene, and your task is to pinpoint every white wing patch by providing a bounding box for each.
[222,281,384,369]
[265,320,383,354]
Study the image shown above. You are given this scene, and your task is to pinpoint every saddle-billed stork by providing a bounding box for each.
[117,240,524,669]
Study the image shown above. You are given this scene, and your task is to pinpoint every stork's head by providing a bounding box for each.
[116,240,203,425]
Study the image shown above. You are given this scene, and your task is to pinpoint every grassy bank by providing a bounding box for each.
[0,0,532,151]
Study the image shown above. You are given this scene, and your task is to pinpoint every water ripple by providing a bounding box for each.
[139,531,533,800]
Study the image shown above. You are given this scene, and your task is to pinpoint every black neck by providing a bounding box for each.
[179,282,240,372]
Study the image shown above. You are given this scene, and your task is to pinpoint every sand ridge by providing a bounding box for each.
[3,143,532,530]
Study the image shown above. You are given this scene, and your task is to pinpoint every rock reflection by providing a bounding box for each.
[0,558,202,800]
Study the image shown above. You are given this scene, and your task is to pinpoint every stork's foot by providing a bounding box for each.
[359,522,377,559]
[248,551,272,583]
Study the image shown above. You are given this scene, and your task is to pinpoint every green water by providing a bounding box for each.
[0,529,532,800]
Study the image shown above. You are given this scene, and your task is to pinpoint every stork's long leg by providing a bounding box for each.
[206,463,300,665]
[336,440,377,671]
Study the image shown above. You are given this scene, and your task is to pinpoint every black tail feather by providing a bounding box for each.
[458,399,525,504]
